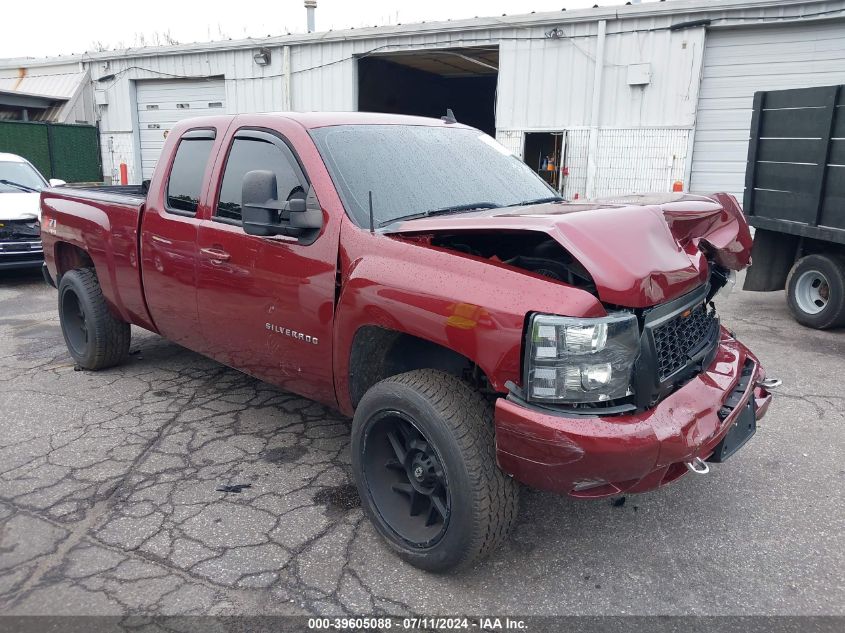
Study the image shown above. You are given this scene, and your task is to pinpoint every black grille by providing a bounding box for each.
[0,219,40,241]
[653,302,717,380]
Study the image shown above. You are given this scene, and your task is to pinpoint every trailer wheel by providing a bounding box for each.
[786,254,845,329]
[351,369,519,572]
[58,268,131,369]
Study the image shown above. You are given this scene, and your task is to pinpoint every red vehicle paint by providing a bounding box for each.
[496,331,771,495]
[40,112,773,544]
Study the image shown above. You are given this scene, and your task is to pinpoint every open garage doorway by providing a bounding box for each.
[357,46,498,136]
[524,131,566,192]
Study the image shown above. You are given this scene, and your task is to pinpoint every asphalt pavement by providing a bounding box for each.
[0,267,843,617]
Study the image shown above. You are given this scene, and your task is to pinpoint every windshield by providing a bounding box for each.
[310,125,560,227]
[0,161,47,193]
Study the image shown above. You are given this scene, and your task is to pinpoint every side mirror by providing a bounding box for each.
[291,188,322,231]
[49,178,66,187]
[287,198,307,214]
[242,170,323,241]
[242,170,284,236]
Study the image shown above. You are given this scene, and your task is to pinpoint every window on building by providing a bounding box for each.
[216,137,305,223]
[166,137,214,215]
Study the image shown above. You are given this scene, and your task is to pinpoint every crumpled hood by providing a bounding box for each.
[383,193,752,308]
[0,191,41,221]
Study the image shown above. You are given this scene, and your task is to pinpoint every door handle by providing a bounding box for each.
[200,247,231,263]
[150,234,172,246]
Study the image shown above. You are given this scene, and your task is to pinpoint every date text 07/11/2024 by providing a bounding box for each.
[306,617,527,630]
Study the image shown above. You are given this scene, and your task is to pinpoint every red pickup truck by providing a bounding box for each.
[40,112,777,572]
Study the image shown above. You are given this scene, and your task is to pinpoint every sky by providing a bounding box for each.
[0,0,634,59]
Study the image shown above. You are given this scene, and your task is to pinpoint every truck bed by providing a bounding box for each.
[57,184,147,204]
[743,84,845,245]
[40,186,154,331]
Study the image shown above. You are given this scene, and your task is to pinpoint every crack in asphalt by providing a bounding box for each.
[0,282,384,616]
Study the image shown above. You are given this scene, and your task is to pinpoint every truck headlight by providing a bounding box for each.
[525,313,640,403]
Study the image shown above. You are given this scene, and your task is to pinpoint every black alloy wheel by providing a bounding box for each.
[60,285,89,358]
[362,411,450,547]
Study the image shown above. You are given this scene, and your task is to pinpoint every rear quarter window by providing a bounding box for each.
[166,137,214,215]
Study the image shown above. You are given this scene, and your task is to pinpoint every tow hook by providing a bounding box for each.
[758,378,782,390]
[685,457,710,475]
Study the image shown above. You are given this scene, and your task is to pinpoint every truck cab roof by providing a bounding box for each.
[234,111,471,130]
[157,113,470,153]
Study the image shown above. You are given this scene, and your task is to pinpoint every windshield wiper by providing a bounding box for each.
[0,179,38,193]
[505,196,564,207]
[378,202,501,227]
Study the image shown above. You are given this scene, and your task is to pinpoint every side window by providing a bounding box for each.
[166,136,214,215]
[216,137,305,223]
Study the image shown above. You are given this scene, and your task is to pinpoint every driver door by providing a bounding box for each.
[195,127,338,404]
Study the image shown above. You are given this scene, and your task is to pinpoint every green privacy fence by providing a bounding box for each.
[0,120,102,182]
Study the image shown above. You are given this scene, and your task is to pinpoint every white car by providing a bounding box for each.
[0,153,65,271]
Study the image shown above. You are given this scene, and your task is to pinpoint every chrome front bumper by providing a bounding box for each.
[0,240,43,269]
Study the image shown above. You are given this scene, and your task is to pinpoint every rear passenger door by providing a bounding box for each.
[140,128,217,350]
[195,126,338,403]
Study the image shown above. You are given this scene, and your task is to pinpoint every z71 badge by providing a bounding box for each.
[43,216,57,235]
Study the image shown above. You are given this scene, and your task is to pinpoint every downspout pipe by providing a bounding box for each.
[283,45,292,110]
[585,19,606,200]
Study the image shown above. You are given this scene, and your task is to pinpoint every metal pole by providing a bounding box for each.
[283,46,292,110]
[46,123,56,179]
[305,0,316,33]
[585,19,606,200]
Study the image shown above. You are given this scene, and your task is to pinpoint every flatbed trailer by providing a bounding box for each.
[743,84,845,329]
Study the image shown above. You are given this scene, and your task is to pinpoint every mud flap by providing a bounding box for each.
[744,229,798,292]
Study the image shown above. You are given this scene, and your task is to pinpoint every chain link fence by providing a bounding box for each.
[497,127,690,200]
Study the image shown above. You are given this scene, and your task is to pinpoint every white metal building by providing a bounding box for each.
[1,0,843,197]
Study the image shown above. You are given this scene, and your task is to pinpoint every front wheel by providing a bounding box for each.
[58,268,131,370]
[786,254,845,329]
[351,369,519,572]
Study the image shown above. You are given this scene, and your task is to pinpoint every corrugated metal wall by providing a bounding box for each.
[94,48,286,132]
[0,64,93,124]
[87,14,711,184]
[93,48,289,180]
[289,28,506,111]
[77,0,845,187]
[690,21,845,197]
[290,17,704,128]
[496,19,705,130]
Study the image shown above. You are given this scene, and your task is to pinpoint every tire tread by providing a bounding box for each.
[59,267,131,370]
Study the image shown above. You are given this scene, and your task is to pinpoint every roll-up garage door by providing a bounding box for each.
[136,79,226,179]
[690,23,845,198]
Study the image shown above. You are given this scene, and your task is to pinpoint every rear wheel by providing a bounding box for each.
[351,369,519,572]
[786,254,845,329]
[58,268,131,369]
